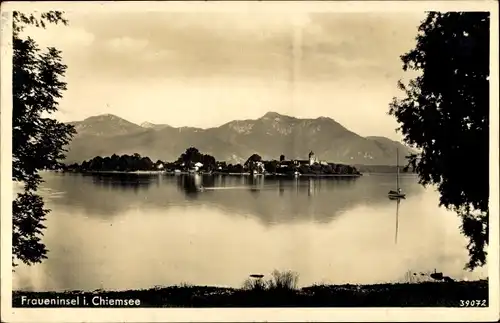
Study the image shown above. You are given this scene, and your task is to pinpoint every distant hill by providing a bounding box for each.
[68,114,144,137]
[64,112,414,165]
[140,122,172,131]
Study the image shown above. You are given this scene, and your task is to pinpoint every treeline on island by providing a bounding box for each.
[62,147,361,176]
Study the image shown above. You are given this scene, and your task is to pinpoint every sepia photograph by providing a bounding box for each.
[0,1,499,322]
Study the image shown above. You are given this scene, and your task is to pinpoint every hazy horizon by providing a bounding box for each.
[22,10,427,141]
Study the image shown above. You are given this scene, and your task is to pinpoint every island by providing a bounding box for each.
[61,147,362,178]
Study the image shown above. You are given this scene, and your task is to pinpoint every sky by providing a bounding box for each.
[21,8,426,140]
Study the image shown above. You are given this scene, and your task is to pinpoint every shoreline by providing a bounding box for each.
[12,280,488,307]
[58,170,363,178]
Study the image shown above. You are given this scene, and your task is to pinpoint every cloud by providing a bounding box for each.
[21,10,427,140]
[22,23,95,51]
[59,11,424,83]
[105,36,148,53]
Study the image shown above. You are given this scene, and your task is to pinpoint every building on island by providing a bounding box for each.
[308,151,316,165]
[288,151,318,167]
[308,151,313,165]
[193,162,203,172]
[256,161,265,173]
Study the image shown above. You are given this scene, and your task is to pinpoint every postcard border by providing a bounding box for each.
[1,1,499,322]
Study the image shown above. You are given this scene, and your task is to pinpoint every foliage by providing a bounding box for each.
[12,192,49,265]
[298,164,311,174]
[267,270,300,291]
[177,147,216,170]
[223,163,244,173]
[241,270,299,292]
[389,12,489,269]
[322,164,334,174]
[310,163,323,173]
[264,160,279,173]
[242,278,267,291]
[72,153,155,172]
[245,153,262,166]
[12,11,75,267]
[11,280,489,307]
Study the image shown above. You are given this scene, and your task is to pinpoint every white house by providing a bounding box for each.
[194,162,204,171]
[256,161,265,173]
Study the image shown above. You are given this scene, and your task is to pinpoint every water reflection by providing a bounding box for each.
[394,198,401,244]
[40,173,422,226]
[176,174,201,197]
[12,172,488,292]
[90,173,154,193]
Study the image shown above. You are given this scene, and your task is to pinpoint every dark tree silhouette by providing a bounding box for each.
[389,12,489,270]
[178,147,201,166]
[244,153,262,173]
[298,164,311,175]
[245,154,262,165]
[280,154,285,162]
[264,160,279,173]
[12,11,76,266]
[201,154,216,171]
[175,147,216,171]
[322,164,334,174]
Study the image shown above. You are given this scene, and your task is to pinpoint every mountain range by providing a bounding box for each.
[65,112,413,166]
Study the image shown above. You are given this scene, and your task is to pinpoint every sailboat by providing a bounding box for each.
[388,148,406,199]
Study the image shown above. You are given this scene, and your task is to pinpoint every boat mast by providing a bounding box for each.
[396,148,399,191]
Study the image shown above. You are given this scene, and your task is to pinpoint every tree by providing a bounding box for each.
[89,156,104,170]
[322,164,333,174]
[298,164,310,175]
[12,11,76,267]
[245,153,262,164]
[201,154,216,171]
[178,147,201,166]
[140,156,154,170]
[389,12,489,270]
[279,154,285,162]
[264,160,278,174]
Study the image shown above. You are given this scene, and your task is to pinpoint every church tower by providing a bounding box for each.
[309,151,315,166]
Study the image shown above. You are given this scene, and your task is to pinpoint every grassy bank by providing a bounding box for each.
[13,280,488,307]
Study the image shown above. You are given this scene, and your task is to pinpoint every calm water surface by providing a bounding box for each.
[13,173,487,291]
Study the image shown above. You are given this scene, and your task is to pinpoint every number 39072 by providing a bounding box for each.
[460,299,487,307]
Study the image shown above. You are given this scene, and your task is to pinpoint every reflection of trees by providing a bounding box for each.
[90,173,153,193]
[187,175,422,225]
[41,173,424,226]
[176,174,200,198]
[40,173,179,217]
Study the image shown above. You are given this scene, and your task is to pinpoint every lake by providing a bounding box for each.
[12,172,488,292]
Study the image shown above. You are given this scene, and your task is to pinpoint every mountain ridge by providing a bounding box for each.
[64,112,413,166]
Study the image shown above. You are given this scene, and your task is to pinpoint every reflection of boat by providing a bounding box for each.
[394,198,400,244]
[388,148,406,199]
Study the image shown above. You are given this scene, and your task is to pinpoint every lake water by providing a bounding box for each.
[13,172,487,292]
